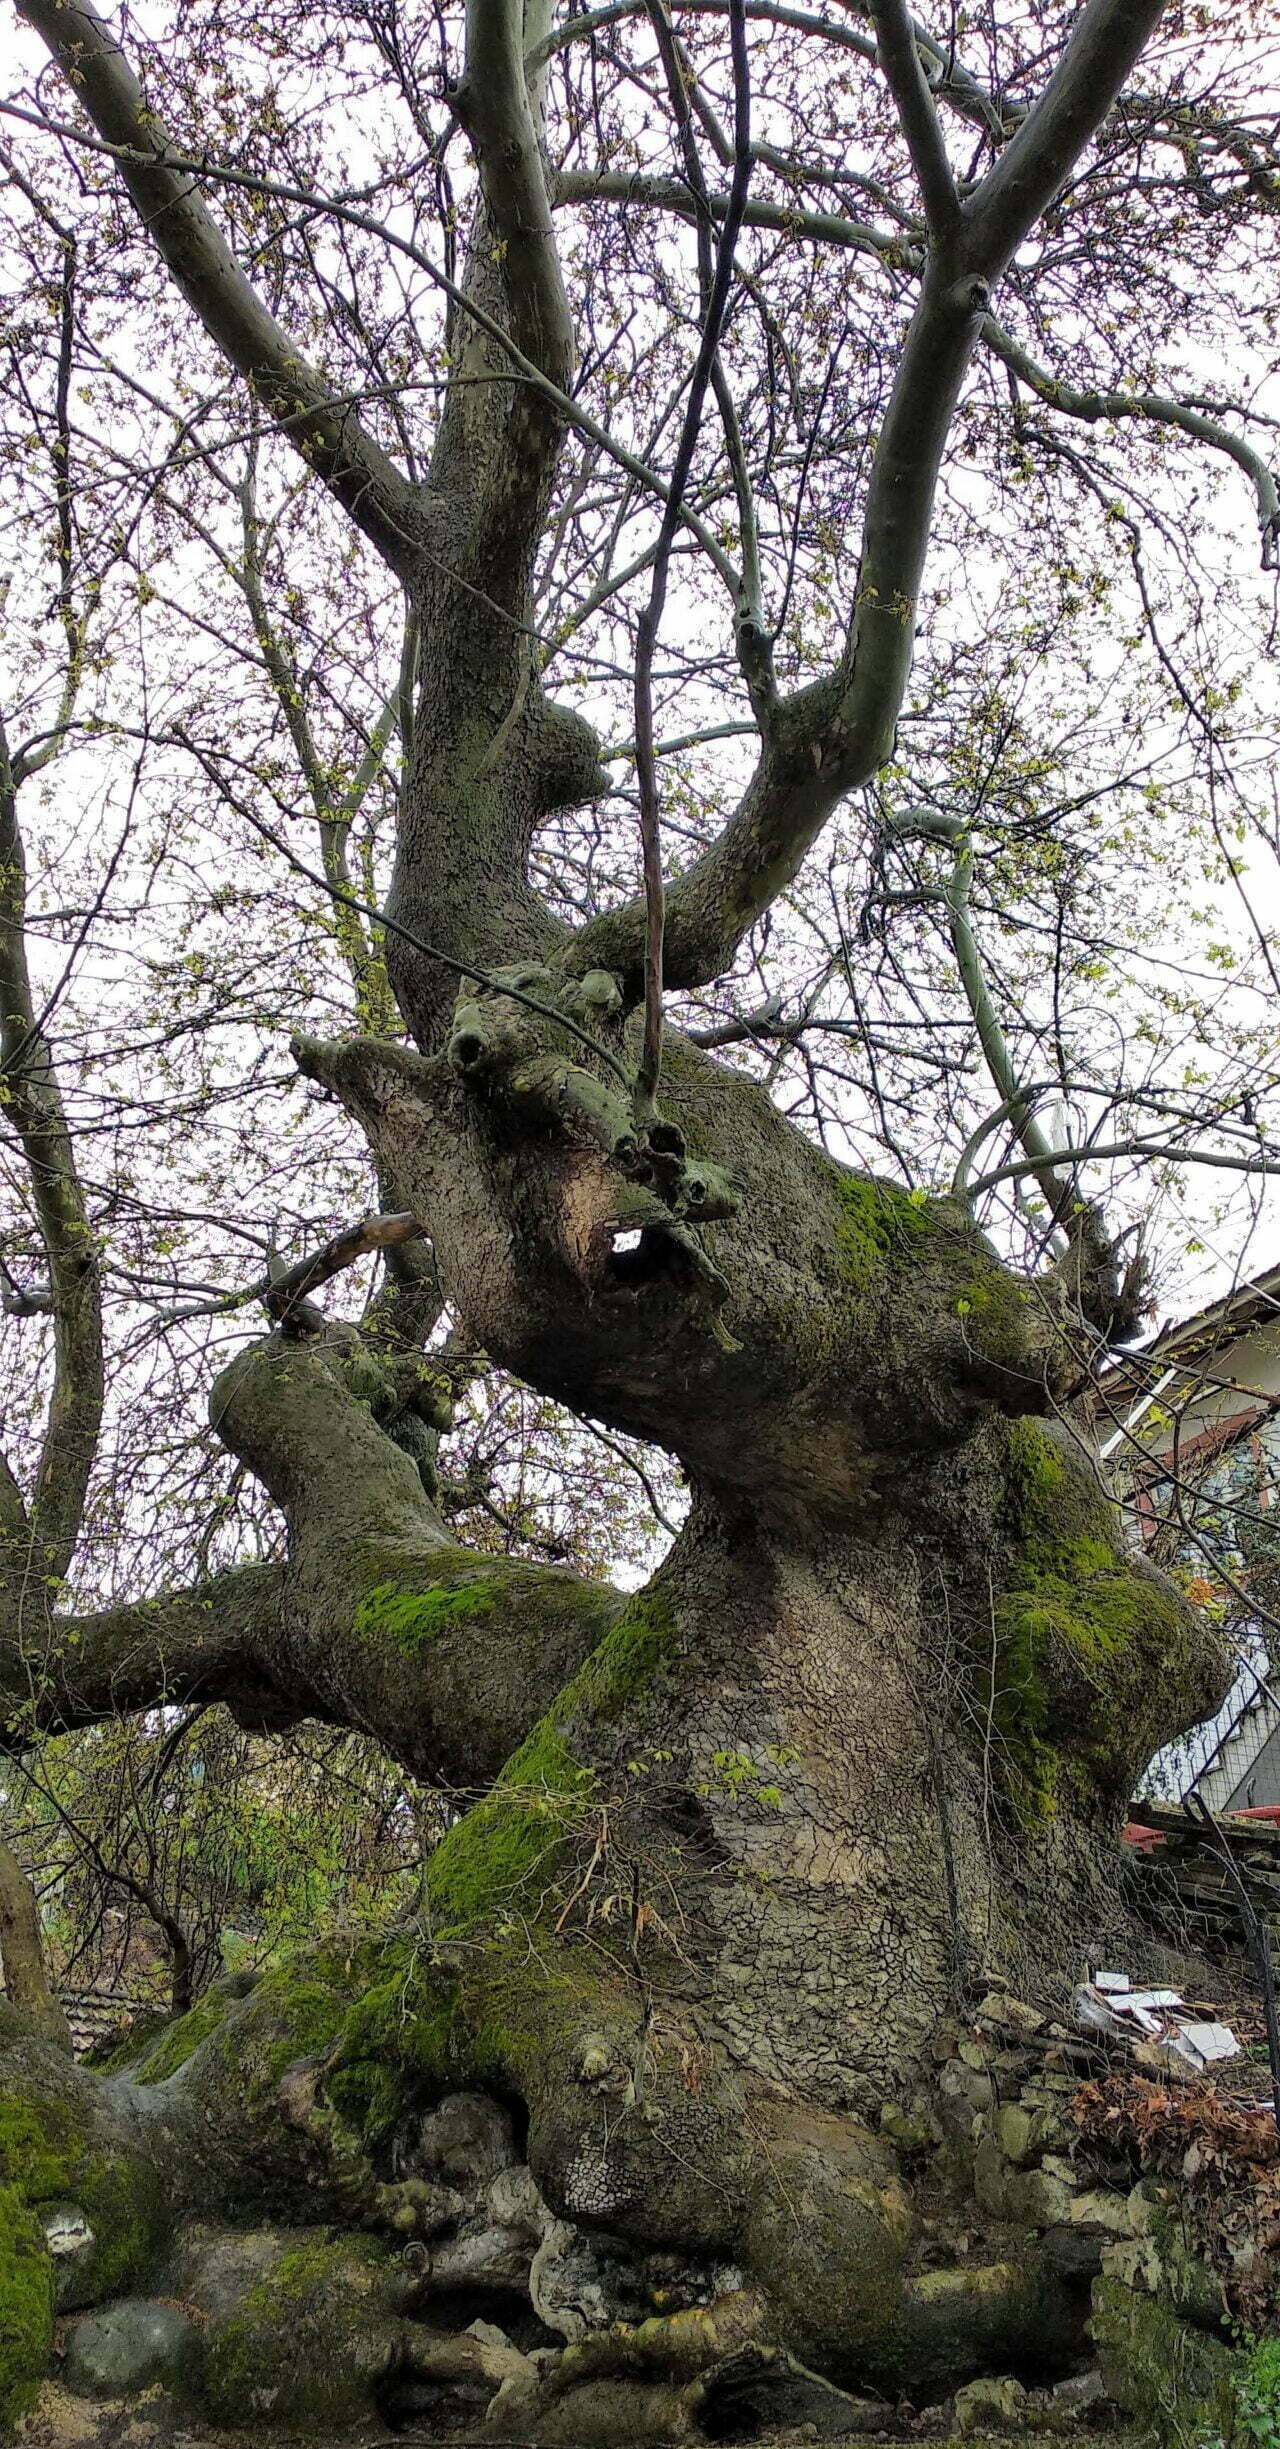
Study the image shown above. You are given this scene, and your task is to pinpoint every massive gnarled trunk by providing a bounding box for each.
[0,0,1245,2429]
[0,993,1224,2428]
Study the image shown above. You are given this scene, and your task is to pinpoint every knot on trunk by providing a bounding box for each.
[446,967,740,1293]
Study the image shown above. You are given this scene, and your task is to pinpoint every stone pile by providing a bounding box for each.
[929,1983,1255,2443]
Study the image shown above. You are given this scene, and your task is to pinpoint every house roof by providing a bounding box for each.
[1078,1258,1280,1430]
[1137,1262,1280,1373]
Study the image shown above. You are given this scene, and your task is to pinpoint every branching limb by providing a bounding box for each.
[535,0,1012,141]
[453,0,574,395]
[878,806,1155,1343]
[568,0,1173,999]
[961,0,1167,271]
[16,0,422,578]
[556,165,909,265]
[883,806,1069,1222]
[235,445,401,1026]
[983,318,1280,567]
[631,0,755,1119]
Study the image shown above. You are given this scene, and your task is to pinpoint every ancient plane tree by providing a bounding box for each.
[0,0,1276,2429]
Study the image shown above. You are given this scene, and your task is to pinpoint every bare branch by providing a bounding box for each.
[264,1213,429,1334]
[632,0,755,1121]
[983,318,1280,568]
[556,165,906,265]
[16,0,422,578]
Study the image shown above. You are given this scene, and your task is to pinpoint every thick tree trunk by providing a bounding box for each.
[0,1844,72,2056]
[0,1419,1219,2430]
[1,968,1229,2428]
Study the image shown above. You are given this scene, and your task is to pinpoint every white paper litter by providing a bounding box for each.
[1072,1975,1240,2069]
[1173,2022,1240,2066]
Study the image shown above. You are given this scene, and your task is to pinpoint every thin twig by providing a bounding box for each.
[632,0,753,1122]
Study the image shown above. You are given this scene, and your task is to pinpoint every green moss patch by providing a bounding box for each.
[328,1588,682,2122]
[1091,2275,1240,2445]
[0,2185,54,2426]
[420,1586,679,1939]
[425,1724,593,1936]
[355,1574,500,1655]
[952,1261,1039,1363]
[134,1991,230,2085]
[990,1420,1201,1822]
[832,1172,930,1294]
[354,1551,616,1661]
[558,1588,678,1720]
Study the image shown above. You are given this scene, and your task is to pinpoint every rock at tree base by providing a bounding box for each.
[61,2299,196,2398]
[953,2376,1029,2436]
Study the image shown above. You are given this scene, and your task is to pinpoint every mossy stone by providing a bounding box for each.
[199,2231,396,2428]
[0,2080,165,2310]
[1091,2274,1239,2443]
[63,2296,197,2398]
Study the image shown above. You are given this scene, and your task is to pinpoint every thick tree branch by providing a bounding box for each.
[0,1564,289,1748]
[961,0,1169,271]
[556,165,906,264]
[454,0,574,395]
[868,0,958,241]
[205,1329,626,1788]
[0,723,104,1591]
[16,0,422,579]
[631,0,755,1118]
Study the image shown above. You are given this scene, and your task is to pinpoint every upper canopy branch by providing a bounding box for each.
[568,0,1171,998]
[867,0,959,241]
[960,0,1171,272]
[16,0,424,580]
[453,0,574,397]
